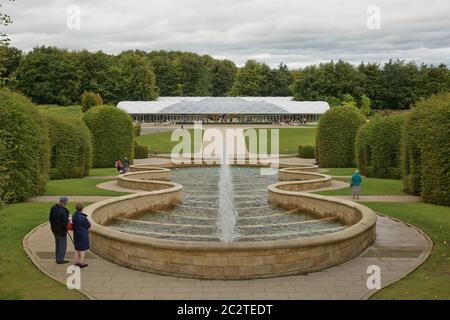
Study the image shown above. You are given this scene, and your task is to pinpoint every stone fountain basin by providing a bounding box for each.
[85,167,377,279]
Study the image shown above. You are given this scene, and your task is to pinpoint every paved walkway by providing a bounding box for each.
[23,156,430,299]
[24,215,431,300]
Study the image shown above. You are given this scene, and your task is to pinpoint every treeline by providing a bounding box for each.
[293,60,450,109]
[1,45,449,109]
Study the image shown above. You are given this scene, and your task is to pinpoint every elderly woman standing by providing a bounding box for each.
[351,170,362,200]
[72,203,91,268]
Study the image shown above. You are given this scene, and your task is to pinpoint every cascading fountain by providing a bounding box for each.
[216,142,238,242]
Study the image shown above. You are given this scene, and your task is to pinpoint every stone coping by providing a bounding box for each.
[278,169,330,182]
[85,165,377,279]
[87,185,376,251]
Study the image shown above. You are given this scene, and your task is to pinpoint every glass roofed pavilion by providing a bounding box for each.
[117,97,330,124]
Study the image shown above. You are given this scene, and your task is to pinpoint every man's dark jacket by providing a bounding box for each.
[49,204,69,236]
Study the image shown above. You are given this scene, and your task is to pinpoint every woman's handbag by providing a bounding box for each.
[67,222,73,231]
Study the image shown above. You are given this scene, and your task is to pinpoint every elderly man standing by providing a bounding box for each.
[49,196,70,264]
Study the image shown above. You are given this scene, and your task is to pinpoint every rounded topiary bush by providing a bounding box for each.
[133,123,141,137]
[298,145,315,159]
[134,142,149,159]
[356,115,403,178]
[401,93,450,205]
[0,88,50,203]
[316,105,365,167]
[83,105,134,168]
[45,114,92,179]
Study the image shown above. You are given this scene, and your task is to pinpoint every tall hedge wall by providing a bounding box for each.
[355,115,403,178]
[45,114,92,179]
[355,120,375,176]
[83,106,134,168]
[401,93,450,205]
[316,105,366,167]
[0,89,50,203]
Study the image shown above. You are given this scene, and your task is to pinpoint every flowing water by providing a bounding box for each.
[108,167,347,242]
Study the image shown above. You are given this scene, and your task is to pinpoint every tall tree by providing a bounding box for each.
[229,59,272,96]
[268,63,293,96]
[105,52,158,103]
[380,60,421,109]
[14,46,80,105]
[208,59,237,96]
[173,52,210,96]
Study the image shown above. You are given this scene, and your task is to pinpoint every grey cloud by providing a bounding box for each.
[2,0,449,67]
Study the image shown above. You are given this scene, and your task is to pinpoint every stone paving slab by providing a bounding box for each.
[23,215,431,300]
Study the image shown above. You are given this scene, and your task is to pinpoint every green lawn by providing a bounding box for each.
[364,202,450,299]
[135,129,203,154]
[0,202,86,299]
[322,168,357,176]
[136,127,317,155]
[88,168,118,177]
[44,178,128,196]
[316,177,406,196]
[245,128,316,154]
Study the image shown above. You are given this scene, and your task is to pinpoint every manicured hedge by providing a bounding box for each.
[355,115,403,178]
[83,105,134,168]
[133,123,141,137]
[401,93,450,205]
[316,105,365,167]
[45,114,92,179]
[0,89,50,203]
[134,142,149,159]
[298,145,315,159]
[354,120,375,176]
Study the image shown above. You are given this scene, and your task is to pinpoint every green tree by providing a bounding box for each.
[358,62,382,108]
[75,50,112,100]
[148,53,180,96]
[229,60,272,96]
[379,60,421,109]
[14,46,80,105]
[420,64,450,98]
[0,45,22,85]
[269,63,293,96]
[105,52,158,103]
[208,59,237,96]
[173,52,210,96]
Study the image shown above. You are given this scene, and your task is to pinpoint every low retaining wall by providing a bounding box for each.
[278,169,332,190]
[87,177,377,279]
[117,170,171,190]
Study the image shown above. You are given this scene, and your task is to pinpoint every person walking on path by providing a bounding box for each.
[72,203,91,268]
[49,196,70,264]
[351,170,362,200]
[124,157,130,172]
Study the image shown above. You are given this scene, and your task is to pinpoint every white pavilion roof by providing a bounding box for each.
[117,97,329,115]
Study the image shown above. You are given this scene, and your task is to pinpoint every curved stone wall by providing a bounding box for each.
[86,171,377,279]
[117,169,171,190]
[278,169,332,190]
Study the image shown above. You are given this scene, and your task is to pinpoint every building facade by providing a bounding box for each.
[118,97,329,124]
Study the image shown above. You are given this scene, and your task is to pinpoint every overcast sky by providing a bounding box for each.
[2,0,450,68]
